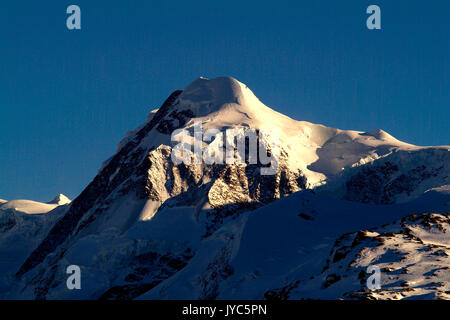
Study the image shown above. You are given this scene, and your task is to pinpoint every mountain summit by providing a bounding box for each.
[47,194,71,206]
[2,77,449,300]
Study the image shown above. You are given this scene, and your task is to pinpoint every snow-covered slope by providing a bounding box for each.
[321,148,450,204]
[0,194,70,215]
[47,194,71,206]
[3,76,449,300]
[1,200,60,215]
[268,209,450,300]
[0,196,70,298]
[138,186,450,300]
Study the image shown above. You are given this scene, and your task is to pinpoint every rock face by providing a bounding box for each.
[339,149,450,204]
[2,76,449,300]
[272,212,450,300]
[12,77,309,298]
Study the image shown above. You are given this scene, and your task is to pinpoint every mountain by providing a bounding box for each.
[0,195,70,215]
[287,209,450,300]
[1,77,448,300]
[47,194,71,206]
[139,186,450,300]
[0,195,70,297]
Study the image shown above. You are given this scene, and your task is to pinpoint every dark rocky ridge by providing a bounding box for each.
[14,88,308,298]
[16,90,183,278]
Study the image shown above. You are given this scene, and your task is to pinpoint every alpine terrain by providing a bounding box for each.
[1,77,449,300]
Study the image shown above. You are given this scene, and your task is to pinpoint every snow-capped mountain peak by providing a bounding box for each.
[3,76,449,300]
[47,194,71,206]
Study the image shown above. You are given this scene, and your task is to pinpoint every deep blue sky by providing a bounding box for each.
[0,1,449,202]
